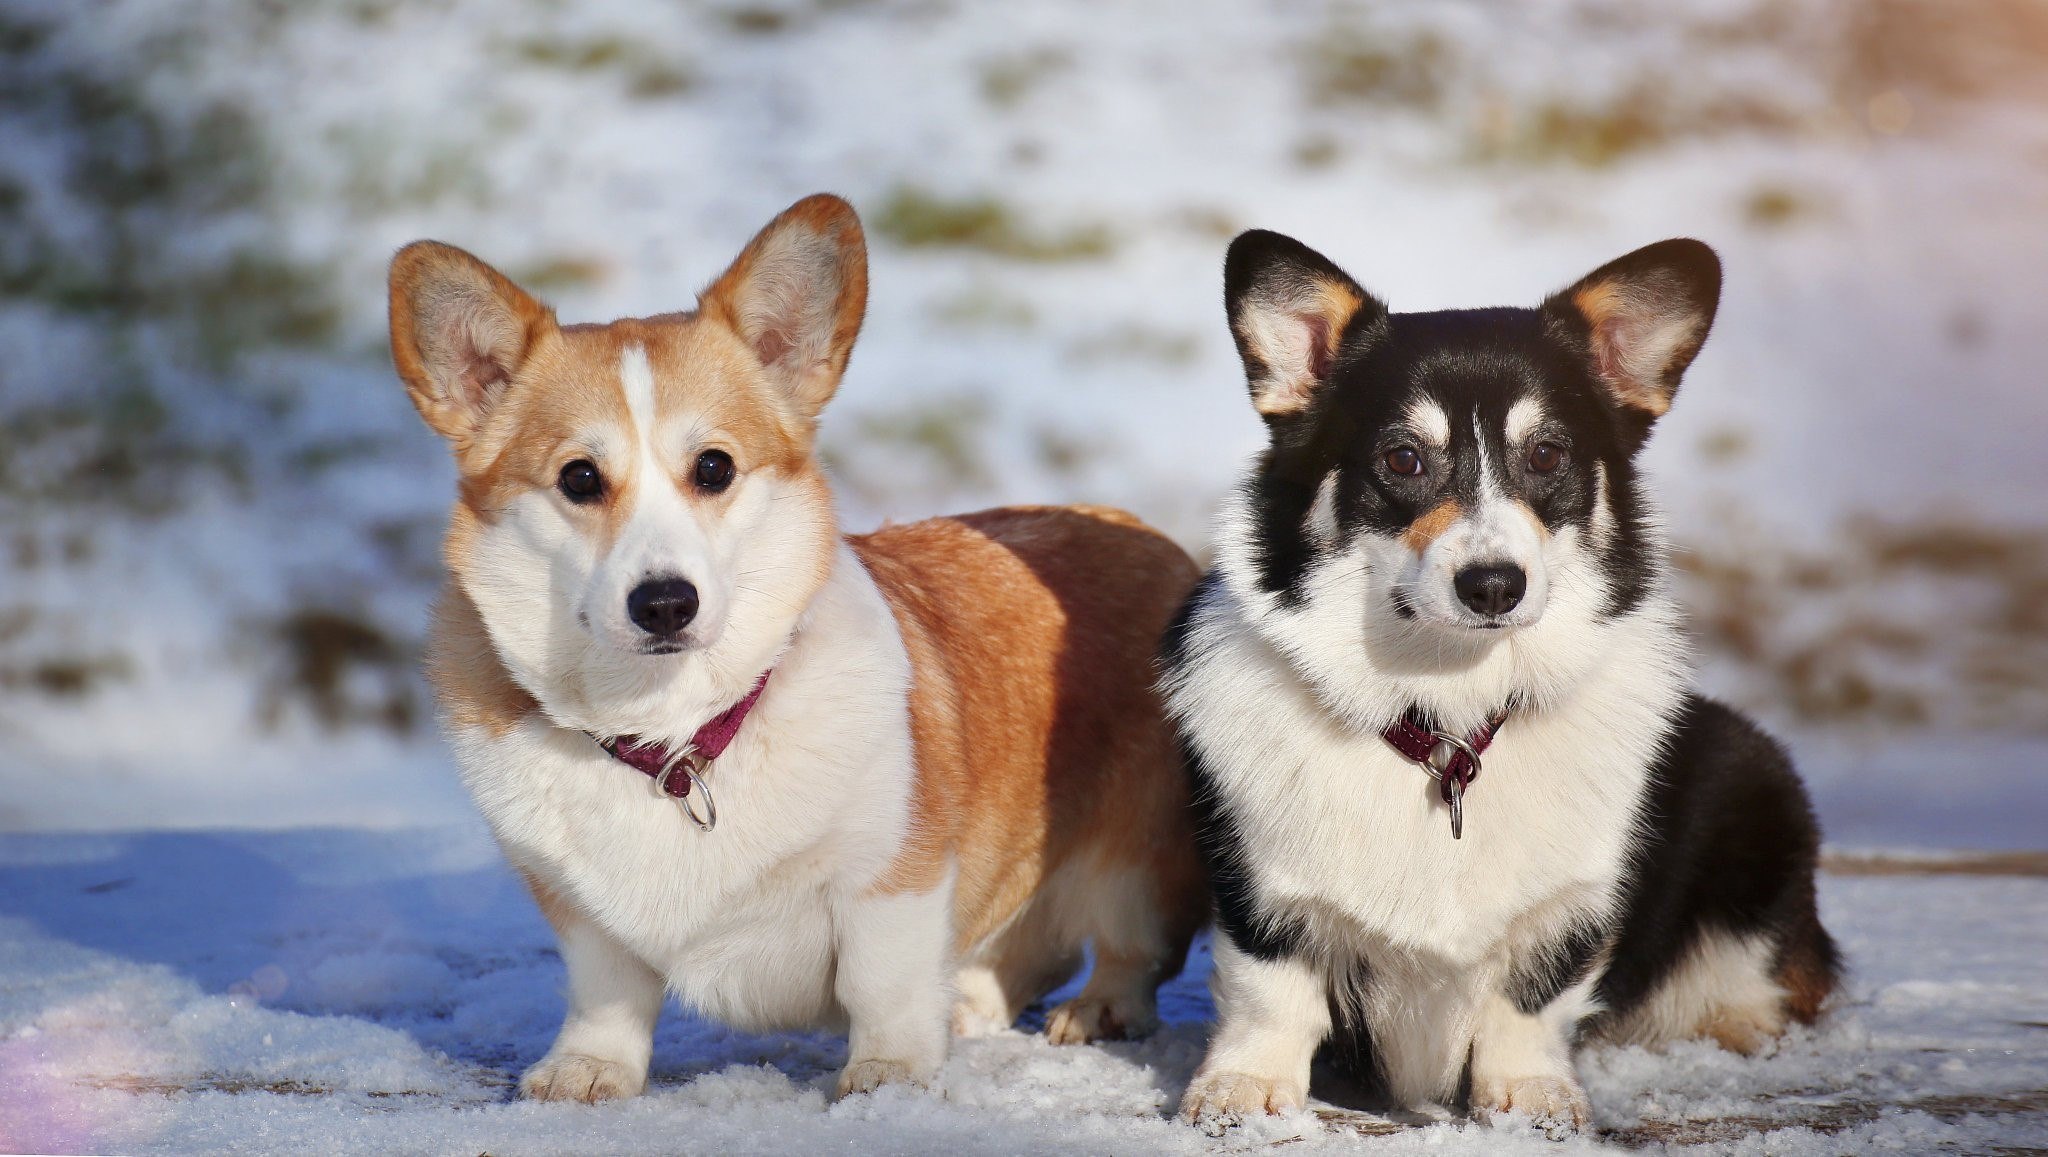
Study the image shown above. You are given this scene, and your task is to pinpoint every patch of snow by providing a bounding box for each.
[1,830,2043,1154]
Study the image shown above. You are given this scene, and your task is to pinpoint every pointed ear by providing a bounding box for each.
[388,241,554,442]
[1224,230,1385,421]
[1544,238,1721,421]
[698,194,868,420]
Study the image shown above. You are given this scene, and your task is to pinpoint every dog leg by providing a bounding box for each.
[519,903,666,1103]
[1180,936,1330,1126]
[953,896,1080,1037]
[951,963,1015,1037]
[1045,944,1164,1045]
[1045,865,1192,1045]
[834,883,954,1098]
[1468,988,1591,1133]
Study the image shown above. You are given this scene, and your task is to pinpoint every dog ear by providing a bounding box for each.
[698,194,868,421]
[388,241,554,442]
[1224,230,1385,421]
[1545,238,1721,422]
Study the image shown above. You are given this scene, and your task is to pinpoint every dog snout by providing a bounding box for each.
[1453,564,1526,618]
[626,577,699,638]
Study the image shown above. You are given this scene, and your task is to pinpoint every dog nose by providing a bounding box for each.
[626,577,699,638]
[1453,565,1526,617]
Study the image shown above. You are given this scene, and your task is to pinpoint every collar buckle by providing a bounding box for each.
[1421,731,1484,783]
[1420,731,1482,841]
[653,748,717,832]
[1380,709,1506,842]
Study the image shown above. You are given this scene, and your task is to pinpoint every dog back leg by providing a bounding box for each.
[953,898,1082,1037]
[1041,855,1201,1044]
[1593,695,1841,1052]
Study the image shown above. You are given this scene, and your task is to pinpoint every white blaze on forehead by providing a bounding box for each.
[1505,396,1545,446]
[619,343,658,446]
[1404,399,1451,447]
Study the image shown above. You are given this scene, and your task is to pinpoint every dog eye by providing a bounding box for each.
[1384,447,1424,477]
[1527,442,1566,474]
[694,449,735,493]
[558,459,604,503]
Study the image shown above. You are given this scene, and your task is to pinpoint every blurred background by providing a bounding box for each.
[0,0,2043,847]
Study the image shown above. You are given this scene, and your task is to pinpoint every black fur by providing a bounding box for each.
[1590,694,1842,1029]
[1508,920,1607,1018]
[1164,576,1315,962]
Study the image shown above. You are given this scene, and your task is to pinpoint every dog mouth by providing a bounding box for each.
[1392,597,1535,633]
[638,640,689,657]
[1440,614,1521,633]
[1388,584,1527,631]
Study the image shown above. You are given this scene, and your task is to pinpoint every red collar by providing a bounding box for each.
[1380,707,1508,840]
[593,670,771,827]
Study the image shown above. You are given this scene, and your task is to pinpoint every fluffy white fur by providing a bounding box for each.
[1171,459,1692,1123]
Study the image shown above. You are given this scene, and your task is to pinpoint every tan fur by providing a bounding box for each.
[1572,281,1681,418]
[852,506,1206,958]
[1776,939,1837,1025]
[389,242,556,444]
[425,585,533,737]
[698,194,869,424]
[1401,499,1464,554]
[1702,1005,1783,1056]
[1241,278,1365,417]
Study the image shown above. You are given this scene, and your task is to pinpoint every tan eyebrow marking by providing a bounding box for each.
[1401,499,1464,553]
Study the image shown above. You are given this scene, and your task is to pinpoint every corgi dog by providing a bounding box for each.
[386,195,1206,1102]
[1166,232,1838,1131]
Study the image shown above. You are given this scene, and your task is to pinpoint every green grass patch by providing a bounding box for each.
[873,187,1113,262]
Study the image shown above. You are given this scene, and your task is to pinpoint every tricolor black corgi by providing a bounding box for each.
[387,195,1206,1102]
[1165,231,1838,1130]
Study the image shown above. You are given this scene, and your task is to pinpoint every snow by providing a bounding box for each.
[1,829,2044,1154]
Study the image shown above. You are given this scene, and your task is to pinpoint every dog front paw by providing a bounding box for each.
[1179,1070,1306,1131]
[1472,1073,1591,1134]
[835,1057,930,1098]
[518,1052,646,1103]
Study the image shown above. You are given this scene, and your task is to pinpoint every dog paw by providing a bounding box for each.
[835,1057,928,1098]
[518,1053,645,1103]
[951,1003,1011,1038]
[1473,1074,1591,1134]
[1045,995,1157,1045]
[1179,1070,1305,1131]
[1703,1005,1784,1056]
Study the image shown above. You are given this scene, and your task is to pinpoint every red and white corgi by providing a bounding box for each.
[387,195,1207,1101]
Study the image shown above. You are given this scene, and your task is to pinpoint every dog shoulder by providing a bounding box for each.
[425,583,534,736]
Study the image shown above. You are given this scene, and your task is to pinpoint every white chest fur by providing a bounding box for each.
[1169,591,1687,969]
[448,545,922,1031]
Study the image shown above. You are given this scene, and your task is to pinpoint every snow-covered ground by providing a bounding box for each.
[2,829,2045,1154]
